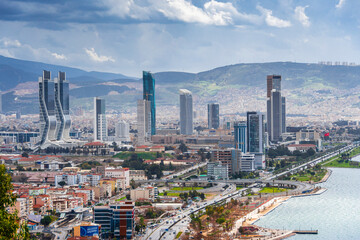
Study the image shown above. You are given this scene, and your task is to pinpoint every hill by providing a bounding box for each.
[1,55,360,115]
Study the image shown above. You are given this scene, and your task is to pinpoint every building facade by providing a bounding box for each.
[208,103,219,129]
[234,121,247,153]
[143,71,156,135]
[116,120,130,142]
[94,97,107,141]
[94,202,135,239]
[137,99,151,144]
[54,71,71,141]
[179,89,193,135]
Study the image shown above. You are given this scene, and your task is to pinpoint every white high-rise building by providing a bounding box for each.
[116,120,130,142]
[94,97,107,141]
[179,89,193,135]
[137,99,151,144]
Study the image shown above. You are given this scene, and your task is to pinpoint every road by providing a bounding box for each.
[162,161,208,180]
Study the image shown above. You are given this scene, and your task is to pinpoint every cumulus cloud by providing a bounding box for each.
[294,6,310,27]
[336,0,346,9]
[257,5,291,28]
[51,53,67,60]
[85,48,115,62]
[0,38,21,47]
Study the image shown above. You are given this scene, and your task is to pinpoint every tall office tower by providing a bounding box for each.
[234,121,247,153]
[39,70,57,144]
[208,103,220,129]
[267,75,281,98]
[116,120,130,141]
[94,202,135,239]
[94,97,107,141]
[143,71,156,135]
[267,75,286,141]
[179,89,193,135]
[246,112,265,153]
[282,96,286,133]
[137,99,151,144]
[54,72,71,141]
[271,90,282,141]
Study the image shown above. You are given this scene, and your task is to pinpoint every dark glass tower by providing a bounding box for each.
[143,71,156,135]
[55,72,71,141]
[247,112,265,153]
[208,103,219,129]
[39,70,56,144]
[234,121,247,153]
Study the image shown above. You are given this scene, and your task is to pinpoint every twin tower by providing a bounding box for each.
[39,70,71,146]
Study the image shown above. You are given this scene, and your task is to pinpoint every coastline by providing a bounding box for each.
[230,184,330,239]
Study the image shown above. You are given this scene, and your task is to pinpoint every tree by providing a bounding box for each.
[21,152,29,158]
[41,216,52,226]
[0,165,30,239]
[178,143,188,153]
[58,181,66,187]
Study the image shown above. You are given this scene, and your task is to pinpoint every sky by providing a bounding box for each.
[0,0,358,77]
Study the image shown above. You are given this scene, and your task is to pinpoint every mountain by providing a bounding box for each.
[0,55,136,91]
[2,55,360,116]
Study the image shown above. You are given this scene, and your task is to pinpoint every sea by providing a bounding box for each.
[256,166,360,239]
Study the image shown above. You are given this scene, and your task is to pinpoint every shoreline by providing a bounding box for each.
[230,186,329,239]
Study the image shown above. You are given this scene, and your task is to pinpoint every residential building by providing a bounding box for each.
[143,71,156,135]
[129,170,147,181]
[94,202,135,239]
[179,89,193,135]
[104,167,130,188]
[94,97,107,141]
[208,103,219,129]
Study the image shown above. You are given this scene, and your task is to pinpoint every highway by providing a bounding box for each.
[162,161,208,180]
[142,143,359,240]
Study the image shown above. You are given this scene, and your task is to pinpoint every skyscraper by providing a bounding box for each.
[137,99,151,144]
[234,121,247,153]
[208,103,219,129]
[143,71,156,135]
[282,96,286,133]
[54,72,71,141]
[39,70,57,144]
[116,120,130,142]
[246,112,265,153]
[179,89,193,135]
[94,97,107,141]
[267,75,286,142]
[271,90,282,141]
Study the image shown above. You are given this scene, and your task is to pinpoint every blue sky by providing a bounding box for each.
[0,0,357,77]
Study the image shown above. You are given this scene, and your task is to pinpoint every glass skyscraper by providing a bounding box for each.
[234,121,247,153]
[55,71,71,141]
[247,111,265,153]
[179,89,193,135]
[208,103,220,129]
[39,70,57,144]
[142,71,156,135]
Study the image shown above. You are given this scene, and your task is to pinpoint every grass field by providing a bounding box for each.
[159,192,181,197]
[236,186,243,190]
[115,196,126,201]
[259,187,287,193]
[322,146,360,168]
[290,169,327,182]
[175,232,182,239]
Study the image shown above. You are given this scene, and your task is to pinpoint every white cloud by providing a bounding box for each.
[51,53,67,60]
[257,5,291,28]
[85,48,115,62]
[336,0,346,9]
[0,38,21,47]
[294,6,310,27]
